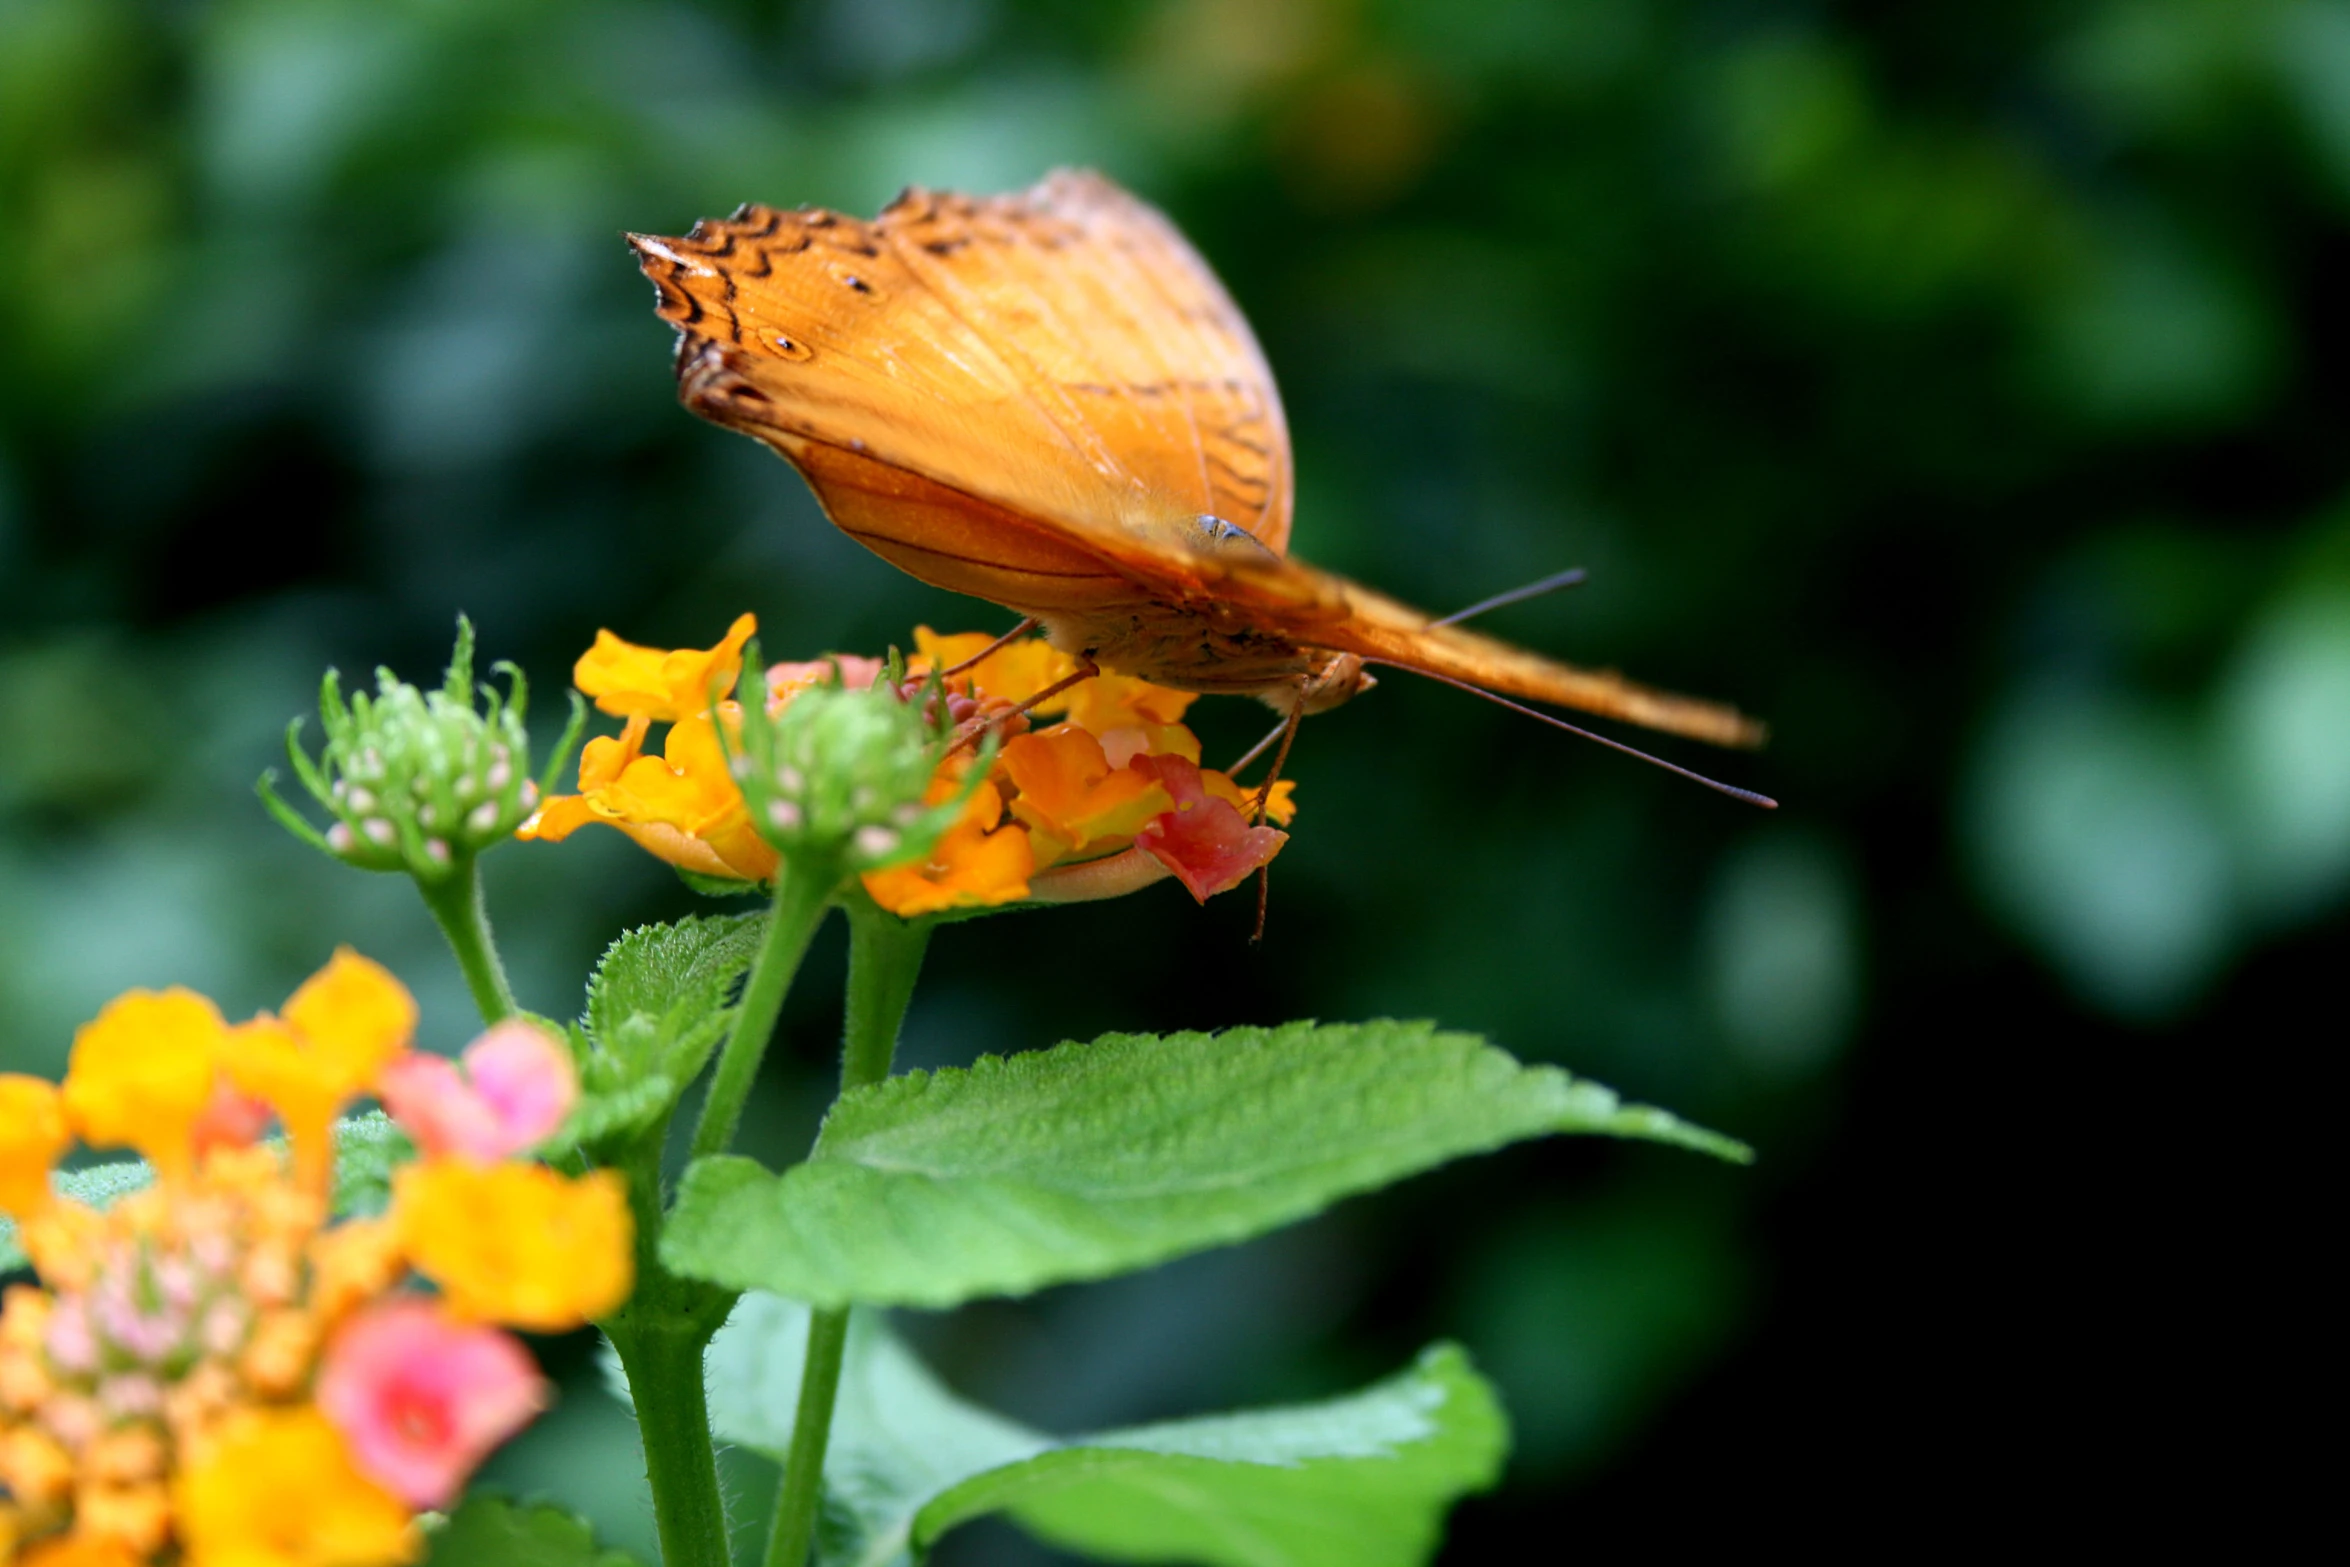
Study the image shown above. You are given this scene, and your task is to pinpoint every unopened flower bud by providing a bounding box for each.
[734,671,978,873]
[263,618,585,882]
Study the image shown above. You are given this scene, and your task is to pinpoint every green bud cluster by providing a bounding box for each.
[265,618,583,881]
[733,666,981,874]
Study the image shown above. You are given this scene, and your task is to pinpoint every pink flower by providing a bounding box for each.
[376,1021,576,1161]
[1129,755,1289,902]
[317,1297,547,1507]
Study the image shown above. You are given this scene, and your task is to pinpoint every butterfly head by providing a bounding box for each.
[1297,652,1374,716]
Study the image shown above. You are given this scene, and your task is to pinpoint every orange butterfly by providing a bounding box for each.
[628,170,1765,796]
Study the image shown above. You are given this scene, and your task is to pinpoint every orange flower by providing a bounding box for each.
[998,726,1174,865]
[859,777,1034,917]
[572,612,756,722]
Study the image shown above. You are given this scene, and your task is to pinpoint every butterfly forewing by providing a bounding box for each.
[631,173,1292,558]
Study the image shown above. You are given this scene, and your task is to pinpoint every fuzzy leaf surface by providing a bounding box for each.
[664,1020,1747,1308]
[703,1292,1505,1567]
[583,913,762,1088]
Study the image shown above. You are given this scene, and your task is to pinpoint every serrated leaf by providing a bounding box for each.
[583,914,763,1090]
[3,1113,412,1272]
[703,1292,1504,1567]
[546,1075,677,1157]
[424,1493,643,1567]
[664,1020,1748,1308]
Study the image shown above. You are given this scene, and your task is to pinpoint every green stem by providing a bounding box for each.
[837,899,931,1094]
[764,903,933,1567]
[690,858,839,1162]
[610,1318,733,1567]
[415,857,517,1023]
[764,1308,850,1567]
[602,1129,736,1567]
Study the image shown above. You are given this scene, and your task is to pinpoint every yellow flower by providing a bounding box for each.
[910,626,1079,706]
[1057,672,1196,734]
[69,1478,168,1556]
[224,951,416,1195]
[1203,768,1298,828]
[530,617,1300,914]
[393,1164,633,1332]
[1,1425,72,1507]
[573,612,756,722]
[0,1077,67,1220]
[281,950,418,1072]
[16,1533,145,1567]
[521,707,780,884]
[175,1407,417,1567]
[60,990,227,1182]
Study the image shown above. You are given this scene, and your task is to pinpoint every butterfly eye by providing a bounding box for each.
[1188,514,1277,561]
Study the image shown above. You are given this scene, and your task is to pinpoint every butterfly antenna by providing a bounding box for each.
[1365,662,1777,808]
[939,617,1042,681]
[1430,567,1588,629]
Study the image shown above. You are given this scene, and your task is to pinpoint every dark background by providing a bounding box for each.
[3,0,2341,1554]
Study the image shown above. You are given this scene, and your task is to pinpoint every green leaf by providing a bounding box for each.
[3,1113,412,1273]
[583,914,763,1089]
[703,1292,1504,1567]
[331,1110,414,1218]
[664,1020,1748,1308]
[546,1074,677,1157]
[424,1493,644,1567]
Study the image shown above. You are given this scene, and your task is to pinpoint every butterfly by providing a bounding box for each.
[627,170,1766,800]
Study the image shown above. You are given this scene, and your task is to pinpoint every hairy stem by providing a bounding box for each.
[414,858,517,1024]
[690,860,838,1162]
[611,1318,733,1567]
[764,903,933,1567]
[602,1119,737,1567]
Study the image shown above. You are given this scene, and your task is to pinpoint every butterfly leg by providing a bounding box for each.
[943,657,1099,757]
[1249,692,1307,943]
[1252,698,1304,826]
[1226,716,1291,777]
[938,617,1042,681]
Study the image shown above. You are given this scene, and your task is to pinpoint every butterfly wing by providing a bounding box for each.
[629,170,1290,610]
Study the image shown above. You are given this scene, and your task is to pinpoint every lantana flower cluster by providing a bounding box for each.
[0,952,632,1567]
[520,614,1298,915]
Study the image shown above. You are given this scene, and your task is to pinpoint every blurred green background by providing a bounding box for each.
[3,0,2342,1555]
